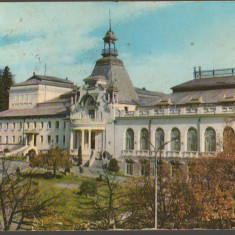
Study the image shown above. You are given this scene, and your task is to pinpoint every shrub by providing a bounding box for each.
[4,148,10,153]
[108,158,119,172]
[96,174,103,182]
[79,180,97,197]
[15,167,21,176]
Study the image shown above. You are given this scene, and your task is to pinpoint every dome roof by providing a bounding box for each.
[103,29,117,42]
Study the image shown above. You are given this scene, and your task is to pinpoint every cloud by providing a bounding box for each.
[0,2,172,84]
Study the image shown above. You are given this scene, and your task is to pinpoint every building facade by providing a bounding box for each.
[0,26,234,175]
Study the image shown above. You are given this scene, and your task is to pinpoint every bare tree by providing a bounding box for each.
[76,163,126,230]
[0,160,60,231]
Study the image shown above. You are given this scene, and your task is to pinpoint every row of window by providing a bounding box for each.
[0,121,66,130]
[0,135,66,145]
[126,126,233,152]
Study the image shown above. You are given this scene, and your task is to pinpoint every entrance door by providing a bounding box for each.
[91,131,95,150]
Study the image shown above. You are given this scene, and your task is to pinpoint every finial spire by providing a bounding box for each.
[109,9,111,31]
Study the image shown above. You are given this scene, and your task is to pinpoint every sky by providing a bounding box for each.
[1,2,235,93]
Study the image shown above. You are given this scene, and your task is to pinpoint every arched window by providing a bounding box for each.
[140,128,149,150]
[171,128,181,151]
[223,126,234,152]
[187,128,198,151]
[205,127,216,152]
[126,128,134,150]
[155,128,164,150]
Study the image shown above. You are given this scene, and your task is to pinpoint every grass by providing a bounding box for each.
[20,170,100,230]
[19,167,128,230]
[1,155,26,162]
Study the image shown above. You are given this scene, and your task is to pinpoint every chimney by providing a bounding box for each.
[199,66,201,79]
[33,72,35,76]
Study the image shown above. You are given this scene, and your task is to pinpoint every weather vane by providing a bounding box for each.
[109,9,111,30]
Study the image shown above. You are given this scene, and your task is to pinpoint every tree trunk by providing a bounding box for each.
[53,168,56,177]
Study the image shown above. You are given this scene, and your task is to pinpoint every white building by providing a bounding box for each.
[0,26,234,175]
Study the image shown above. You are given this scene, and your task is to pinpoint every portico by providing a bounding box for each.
[70,127,105,160]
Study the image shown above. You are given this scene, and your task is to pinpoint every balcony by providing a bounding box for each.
[121,150,200,159]
[102,48,118,56]
[194,67,235,79]
[222,106,235,113]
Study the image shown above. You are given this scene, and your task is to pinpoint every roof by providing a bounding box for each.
[91,56,139,104]
[140,88,235,106]
[103,29,117,42]
[135,87,165,106]
[0,105,70,118]
[13,74,75,89]
[0,91,72,118]
[171,76,235,92]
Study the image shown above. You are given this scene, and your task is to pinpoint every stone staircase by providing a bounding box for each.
[5,145,29,157]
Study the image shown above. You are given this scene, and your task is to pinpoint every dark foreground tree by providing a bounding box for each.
[0,160,60,231]
[0,66,14,111]
[76,162,126,230]
[77,145,82,166]
[30,146,72,177]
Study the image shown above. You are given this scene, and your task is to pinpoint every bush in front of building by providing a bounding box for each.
[108,158,119,172]
[79,180,97,197]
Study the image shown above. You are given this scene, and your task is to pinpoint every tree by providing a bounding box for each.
[30,146,72,177]
[0,160,59,231]
[0,66,14,111]
[76,162,126,230]
[77,146,82,166]
[108,158,119,172]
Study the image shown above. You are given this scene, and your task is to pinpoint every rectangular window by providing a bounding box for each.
[124,106,128,113]
[41,122,44,129]
[18,136,22,143]
[126,163,133,175]
[63,135,65,145]
[56,121,59,129]
[56,135,59,144]
[13,136,15,143]
[13,123,15,129]
[41,136,43,143]
[6,123,8,129]
[141,163,150,177]
[26,122,29,129]
[6,136,8,144]
[34,122,36,129]
[89,110,95,119]
[48,135,51,144]
[48,121,51,129]
[20,122,23,129]
[0,136,1,143]
[0,123,2,129]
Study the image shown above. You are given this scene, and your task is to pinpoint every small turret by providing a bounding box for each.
[107,81,119,103]
[101,12,118,58]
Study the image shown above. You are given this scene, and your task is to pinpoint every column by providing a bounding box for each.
[70,131,74,149]
[81,130,85,150]
[88,130,91,150]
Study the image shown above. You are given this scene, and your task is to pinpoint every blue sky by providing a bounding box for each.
[1,2,235,93]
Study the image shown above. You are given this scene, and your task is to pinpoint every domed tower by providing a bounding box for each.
[89,24,139,105]
[101,22,118,57]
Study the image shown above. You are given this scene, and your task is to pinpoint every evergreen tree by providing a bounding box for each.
[0,66,14,111]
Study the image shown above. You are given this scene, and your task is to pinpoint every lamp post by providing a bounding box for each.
[143,135,177,230]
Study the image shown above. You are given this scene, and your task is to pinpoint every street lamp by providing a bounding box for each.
[143,134,178,230]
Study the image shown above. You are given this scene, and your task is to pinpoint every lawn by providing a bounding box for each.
[21,170,108,230]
